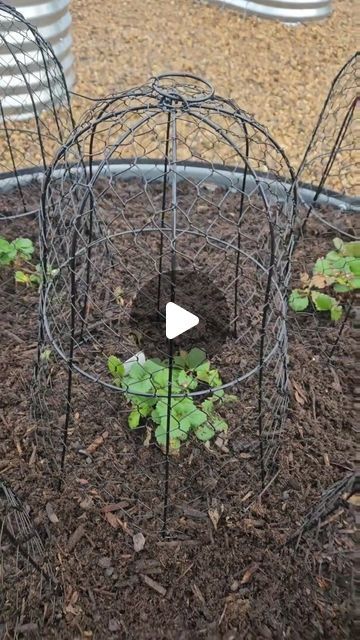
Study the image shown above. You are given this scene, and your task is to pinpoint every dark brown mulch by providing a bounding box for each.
[0,183,355,640]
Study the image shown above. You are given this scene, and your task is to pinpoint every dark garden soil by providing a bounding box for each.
[0,182,356,640]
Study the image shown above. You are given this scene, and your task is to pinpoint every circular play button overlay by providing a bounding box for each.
[165,302,199,340]
[130,270,231,359]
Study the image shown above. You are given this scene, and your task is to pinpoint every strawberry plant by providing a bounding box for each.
[0,236,34,265]
[290,237,360,322]
[107,347,236,453]
[0,235,40,285]
[0,235,58,286]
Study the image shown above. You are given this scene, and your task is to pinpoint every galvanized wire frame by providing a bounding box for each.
[0,480,55,632]
[289,54,359,362]
[296,52,359,240]
[0,1,74,221]
[38,74,296,538]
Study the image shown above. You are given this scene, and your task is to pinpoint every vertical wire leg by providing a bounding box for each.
[157,112,171,315]
[162,340,174,538]
[233,125,249,339]
[58,222,79,490]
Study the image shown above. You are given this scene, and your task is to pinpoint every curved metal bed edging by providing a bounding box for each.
[0,159,358,213]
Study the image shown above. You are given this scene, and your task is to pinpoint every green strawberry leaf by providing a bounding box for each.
[151,397,169,423]
[207,369,222,387]
[134,397,156,415]
[107,355,125,378]
[186,347,207,370]
[12,237,34,259]
[155,416,190,446]
[211,416,228,433]
[333,237,344,252]
[178,369,197,389]
[325,250,342,262]
[333,283,351,293]
[188,408,207,428]
[173,354,187,368]
[29,273,41,285]
[195,423,215,442]
[128,409,141,429]
[127,362,148,380]
[126,377,153,395]
[349,258,360,276]
[330,305,343,322]
[143,359,163,375]
[154,421,181,452]
[311,291,336,312]
[313,258,332,276]
[343,241,360,258]
[0,238,16,265]
[201,399,215,415]
[289,289,309,312]
[213,389,224,400]
[152,367,170,389]
[15,270,30,284]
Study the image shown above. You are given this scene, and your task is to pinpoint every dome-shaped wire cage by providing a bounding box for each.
[296,52,359,240]
[0,1,75,221]
[38,74,296,538]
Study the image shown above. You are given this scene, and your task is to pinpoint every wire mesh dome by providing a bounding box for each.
[0,1,74,221]
[39,74,296,537]
[297,52,359,240]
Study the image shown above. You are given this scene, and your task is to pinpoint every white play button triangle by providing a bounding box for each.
[165,302,199,340]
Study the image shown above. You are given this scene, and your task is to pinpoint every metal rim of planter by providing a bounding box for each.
[0,159,358,223]
[206,0,333,23]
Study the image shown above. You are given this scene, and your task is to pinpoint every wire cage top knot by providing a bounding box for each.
[40,73,295,510]
[297,52,359,239]
[152,73,214,103]
[0,1,74,220]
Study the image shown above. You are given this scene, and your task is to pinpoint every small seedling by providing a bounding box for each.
[0,235,39,285]
[0,235,57,286]
[108,347,237,453]
[0,236,34,265]
[290,237,360,322]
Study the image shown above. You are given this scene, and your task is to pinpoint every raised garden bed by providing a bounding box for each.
[0,180,355,639]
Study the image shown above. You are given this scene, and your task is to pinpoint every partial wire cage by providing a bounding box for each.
[0,480,55,633]
[289,53,359,360]
[0,1,75,221]
[297,52,359,240]
[38,73,296,538]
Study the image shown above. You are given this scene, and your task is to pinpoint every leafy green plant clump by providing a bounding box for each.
[107,347,236,454]
[289,237,360,322]
[0,235,58,286]
[0,235,41,286]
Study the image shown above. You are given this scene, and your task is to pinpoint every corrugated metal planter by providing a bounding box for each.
[210,0,332,22]
[0,2,75,219]
[0,0,74,119]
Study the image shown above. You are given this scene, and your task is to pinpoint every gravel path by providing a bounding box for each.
[70,0,355,169]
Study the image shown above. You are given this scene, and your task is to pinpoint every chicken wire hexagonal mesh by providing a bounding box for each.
[37,74,296,538]
[289,54,359,362]
[0,1,74,221]
[296,52,359,240]
[0,480,55,631]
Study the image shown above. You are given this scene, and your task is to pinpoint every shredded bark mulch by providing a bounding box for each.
[0,184,355,639]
